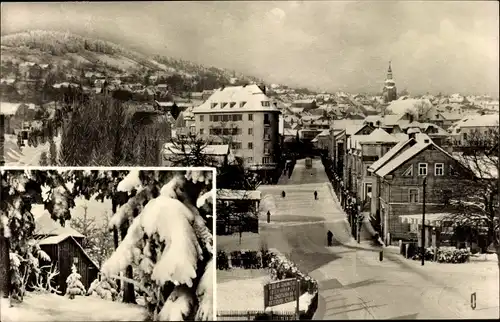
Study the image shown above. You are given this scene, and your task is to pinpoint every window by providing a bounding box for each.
[199,115,204,122]
[73,257,79,264]
[409,188,419,203]
[231,142,242,149]
[211,103,217,108]
[262,156,273,164]
[264,114,270,125]
[240,101,247,108]
[221,102,228,108]
[261,101,271,107]
[402,165,413,177]
[418,163,427,176]
[230,102,236,108]
[222,115,229,122]
[365,166,372,177]
[248,128,253,135]
[248,142,253,149]
[248,114,253,121]
[247,157,253,163]
[435,163,444,176]
[199,129,204,135]
[364,183,372,200]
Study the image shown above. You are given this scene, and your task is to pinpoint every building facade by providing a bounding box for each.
[192,85,281,171]
[369,131,472,244]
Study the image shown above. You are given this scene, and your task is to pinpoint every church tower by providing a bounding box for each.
[382,61,397,103]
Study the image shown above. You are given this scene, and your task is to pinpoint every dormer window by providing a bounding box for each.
[221,102,228,108]
[261,101,270,107]
[240,101,247,107]
[230,102,236,108]
[211,103,217,108]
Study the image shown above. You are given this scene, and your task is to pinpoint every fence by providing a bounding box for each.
[216,310,295,321]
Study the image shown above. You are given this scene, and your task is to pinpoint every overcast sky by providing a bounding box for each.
[1,1,498,95]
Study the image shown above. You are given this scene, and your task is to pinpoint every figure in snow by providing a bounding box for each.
[327,230,333,246]
[282,191,286,198]
[314,191,318,200]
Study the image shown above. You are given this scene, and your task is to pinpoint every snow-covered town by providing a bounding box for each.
[1,1,499,321]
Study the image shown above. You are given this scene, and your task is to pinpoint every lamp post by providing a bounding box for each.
[421,176,427,266]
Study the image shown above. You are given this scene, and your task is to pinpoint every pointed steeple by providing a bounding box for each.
[387,61,393,80]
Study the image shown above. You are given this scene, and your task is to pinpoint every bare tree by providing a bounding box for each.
[163,133,219,167]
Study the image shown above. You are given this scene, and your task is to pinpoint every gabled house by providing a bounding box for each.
[33,206,99,294]
[368,131,473,244]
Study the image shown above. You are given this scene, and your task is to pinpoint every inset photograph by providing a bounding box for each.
[0,168,215,321]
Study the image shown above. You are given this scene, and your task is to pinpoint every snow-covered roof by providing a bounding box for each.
[375,140,431,177]
[290,107,304,114]
[284,128,298,136]
[385,99,434,116]
[39,234,99,269]
[374,134,455,178]
[331,119,365,135]
[358,128,398,144]
[33,205,85,238]
[454,114,499,128]
[162,142,229,156]
[1,102,21,115]
[193,85,280,113]
[368,139,414,173]
[217,189,261,201]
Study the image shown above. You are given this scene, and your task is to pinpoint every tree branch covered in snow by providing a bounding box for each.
[1,169,214,321]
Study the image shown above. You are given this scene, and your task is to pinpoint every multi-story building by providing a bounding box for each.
[346,128,400,207]
[192,84,281,173]
[449,113,499,146]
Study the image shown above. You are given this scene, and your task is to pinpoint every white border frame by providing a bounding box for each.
[0,166,218,321]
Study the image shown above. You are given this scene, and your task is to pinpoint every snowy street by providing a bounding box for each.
[258,158,499,320]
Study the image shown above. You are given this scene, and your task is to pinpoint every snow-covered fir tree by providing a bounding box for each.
[101,170,214,321]
[65,265,86,299]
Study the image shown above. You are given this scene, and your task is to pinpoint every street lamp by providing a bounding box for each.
[421,176,427,266]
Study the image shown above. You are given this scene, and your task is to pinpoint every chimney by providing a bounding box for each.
[258,84,266,95]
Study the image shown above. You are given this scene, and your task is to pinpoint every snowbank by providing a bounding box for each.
[217,275,317,313]
[1,293,147,322]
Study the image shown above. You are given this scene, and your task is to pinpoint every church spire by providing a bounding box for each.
[387,61,393,80]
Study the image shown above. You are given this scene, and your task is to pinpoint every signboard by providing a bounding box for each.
[264,278,299,308]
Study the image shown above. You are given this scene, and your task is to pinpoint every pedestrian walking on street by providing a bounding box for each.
[314,191,318,200]
[327,230,333,246]
[282,190,286,198]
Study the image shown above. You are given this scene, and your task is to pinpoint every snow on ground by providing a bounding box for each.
[3,134,61,166]
[217,274,315,313]
[1,293,147,322]
[217,232,263,252]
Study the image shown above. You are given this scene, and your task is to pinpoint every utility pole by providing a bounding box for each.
[421,176,427,266]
